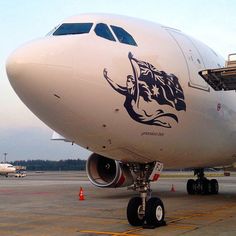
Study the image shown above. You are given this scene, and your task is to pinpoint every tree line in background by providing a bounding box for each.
[9,159,224,172]
[11,159,86,171]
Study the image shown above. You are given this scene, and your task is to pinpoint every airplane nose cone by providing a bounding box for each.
[6,38,73,97]
[5,39,59,123]
[6,48,25,83]
[5,38,74,127]
[6,40,47,87]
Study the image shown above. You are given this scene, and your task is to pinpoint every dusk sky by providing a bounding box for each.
[1,0,236,161]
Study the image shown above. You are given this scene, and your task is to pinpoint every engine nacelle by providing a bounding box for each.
[86,153,134,188]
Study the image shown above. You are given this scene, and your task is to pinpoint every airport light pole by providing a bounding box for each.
[3,153,8,163]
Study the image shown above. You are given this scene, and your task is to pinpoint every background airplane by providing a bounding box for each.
[6,13,236,228]
[0,163,16,177]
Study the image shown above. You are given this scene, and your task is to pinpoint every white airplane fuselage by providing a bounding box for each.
[6,14,236,169]
[0,163,16,176]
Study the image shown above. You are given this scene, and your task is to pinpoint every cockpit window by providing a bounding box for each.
[110,25,137,46]
[53,23,93,36]
[94,23,116,41]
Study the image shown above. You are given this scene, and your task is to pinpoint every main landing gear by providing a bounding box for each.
[127,162,166,228]
[187,168,219,195]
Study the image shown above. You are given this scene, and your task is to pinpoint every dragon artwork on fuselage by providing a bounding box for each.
[103,52,186,128]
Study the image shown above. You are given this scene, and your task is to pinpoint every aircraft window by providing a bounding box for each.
[94,23,116,41]
[46,25,60,36]
[53,23,93,36]
[110,25,137,46]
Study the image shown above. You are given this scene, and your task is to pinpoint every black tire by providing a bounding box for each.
[127,197,145,226]
[200,178,210,195]
[187,179,196,194]
[145,197,165,227]
[195,179,202,194]
[206,179,212,194]
[210,179,219,194]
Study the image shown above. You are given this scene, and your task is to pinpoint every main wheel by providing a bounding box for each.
[210,179,219,194]
[127,197,145,226]
[187,179,196,194]
[145,197,165,227]
[200,178,210,195]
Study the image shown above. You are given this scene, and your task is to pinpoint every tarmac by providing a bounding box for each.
[0,171,235,236]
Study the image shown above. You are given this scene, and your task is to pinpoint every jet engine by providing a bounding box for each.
[86,153,134,188]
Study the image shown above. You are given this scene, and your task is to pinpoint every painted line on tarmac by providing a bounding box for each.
[122,227,143,234]
[79,203,236,235]
[79,230,142,236]
[168,224,197,230]
[166,203,236,231]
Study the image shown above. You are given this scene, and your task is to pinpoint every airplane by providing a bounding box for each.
[5,13,236,228]
[0,163,16,177]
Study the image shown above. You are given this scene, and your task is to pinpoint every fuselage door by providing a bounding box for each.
[167,29,209,91]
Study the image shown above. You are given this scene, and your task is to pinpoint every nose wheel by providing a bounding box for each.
[127,196,165,228]
[145,197,165,227]
[127,197,145,226]
[126,162,166,228]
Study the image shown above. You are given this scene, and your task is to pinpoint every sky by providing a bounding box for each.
[1,0,236,161]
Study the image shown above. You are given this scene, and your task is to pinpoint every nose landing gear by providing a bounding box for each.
[187,168,219,195]
[127,162,166,228]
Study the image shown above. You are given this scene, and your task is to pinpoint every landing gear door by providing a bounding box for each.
[167,29,209,91]
[149,162,163,182]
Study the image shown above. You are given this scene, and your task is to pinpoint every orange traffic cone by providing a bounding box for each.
[171,184,176,192]
[79,187,85,200]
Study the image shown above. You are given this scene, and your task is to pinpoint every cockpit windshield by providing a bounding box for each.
[94,23,116,41]
[110,25,137,46]
[94,23,137,46]
[53,23,93,36]
[50,21,138,47]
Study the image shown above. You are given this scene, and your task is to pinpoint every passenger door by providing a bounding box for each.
[167,29,209,91]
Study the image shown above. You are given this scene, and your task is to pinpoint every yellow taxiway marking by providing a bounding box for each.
[168,224,197,230]
[80,204,236,235]
[79,230,142,236]
[122,228,143,234]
